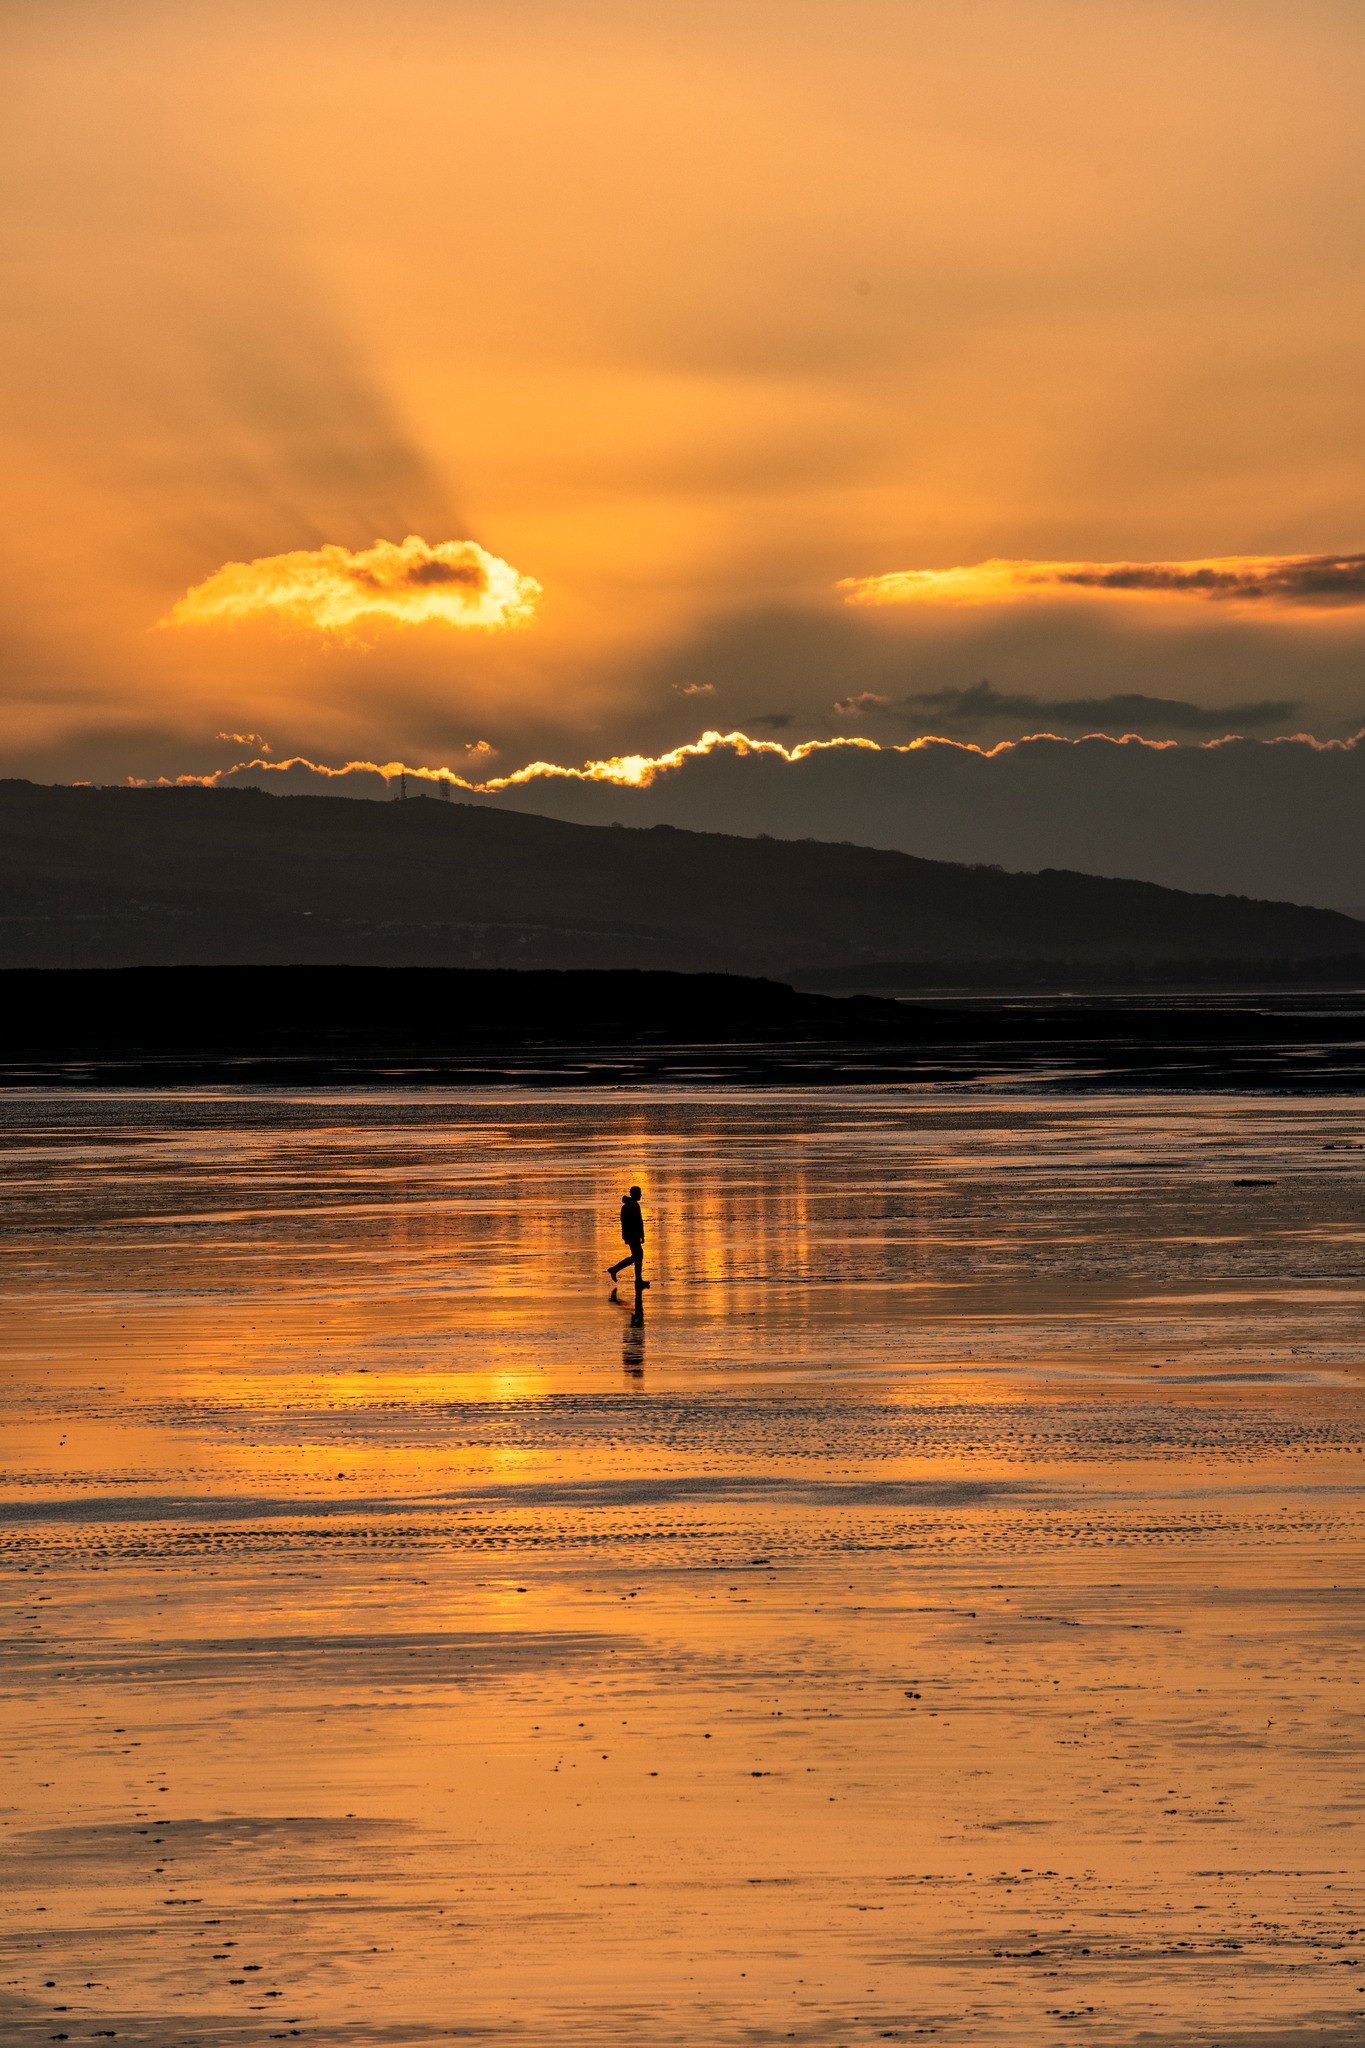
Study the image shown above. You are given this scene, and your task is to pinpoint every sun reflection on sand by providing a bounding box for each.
[2,1091,1365,2044]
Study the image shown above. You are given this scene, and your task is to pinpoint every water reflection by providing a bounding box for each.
[4,1091,1365,2046]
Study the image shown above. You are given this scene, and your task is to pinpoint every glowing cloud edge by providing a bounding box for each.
[135,724,1365,802]
[164,535,541,633]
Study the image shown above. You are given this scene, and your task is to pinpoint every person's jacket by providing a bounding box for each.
[620,1196,644,1243]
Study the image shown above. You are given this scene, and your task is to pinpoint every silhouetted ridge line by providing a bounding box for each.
[0,779,1360,982]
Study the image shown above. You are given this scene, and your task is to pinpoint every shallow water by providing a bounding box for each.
[2,1088,1365,2048]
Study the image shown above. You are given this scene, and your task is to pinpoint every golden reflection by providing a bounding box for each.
[6,1095,1365,2047]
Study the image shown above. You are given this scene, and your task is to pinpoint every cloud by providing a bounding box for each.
[160,726,1365,909]
[674,682,715,697]
[479,728,879,791]
[9,4,1365,788]
[834,691,891,716]
[471,728,1365,909]
[177,729,875,797]
[840,553,1365,612]
[637,602,1365,754]
[141,739,499,799]
[166,536,541,634]
[900,680,1299,733]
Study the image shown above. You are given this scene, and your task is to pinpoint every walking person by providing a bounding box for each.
[608,1184,648,1292]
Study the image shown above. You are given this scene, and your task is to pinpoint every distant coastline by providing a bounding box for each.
[2,964,1363,1093]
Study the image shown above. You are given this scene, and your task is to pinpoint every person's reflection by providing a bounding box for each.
[621,1285,645,1376]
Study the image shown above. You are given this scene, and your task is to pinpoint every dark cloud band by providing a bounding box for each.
[899,681,1299,732]
[841,553,1365,610]
[176,727,1365,910]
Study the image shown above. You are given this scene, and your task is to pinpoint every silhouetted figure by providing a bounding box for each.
[608,1184,647,1294]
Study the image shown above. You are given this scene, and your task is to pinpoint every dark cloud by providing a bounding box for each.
[640,603,1365,747]
[901,680,1300,733]
[833,691,891,716]
[1059,553,1365,606]
[845,554,1365,612]
[468,731,1365,910]
[207,730,1365,911]
[390,557,488,590]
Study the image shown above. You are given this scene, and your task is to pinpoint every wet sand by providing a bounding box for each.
[2,1089,1364,2046]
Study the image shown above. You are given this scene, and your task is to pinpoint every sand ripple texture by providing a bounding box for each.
[2,1088,1365,2048]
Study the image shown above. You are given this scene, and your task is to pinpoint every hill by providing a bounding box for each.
[0,780,1360,982]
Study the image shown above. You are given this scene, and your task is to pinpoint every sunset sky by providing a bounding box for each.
[4,0,1364,800]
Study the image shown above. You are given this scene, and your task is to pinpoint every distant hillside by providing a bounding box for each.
[0,780,1361,981]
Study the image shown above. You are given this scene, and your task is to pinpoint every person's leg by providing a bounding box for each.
[630,1242,644,1286]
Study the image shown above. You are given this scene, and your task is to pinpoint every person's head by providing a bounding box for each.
[628,1185,641,1199]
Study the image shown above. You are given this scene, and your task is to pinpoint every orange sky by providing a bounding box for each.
[2,0,1364,786]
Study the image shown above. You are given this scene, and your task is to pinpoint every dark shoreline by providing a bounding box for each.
[0,966,1362,1091]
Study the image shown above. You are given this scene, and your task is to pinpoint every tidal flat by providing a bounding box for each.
[2,1088,1364,2048]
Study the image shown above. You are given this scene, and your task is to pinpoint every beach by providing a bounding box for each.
[3,1088,1364,2046]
